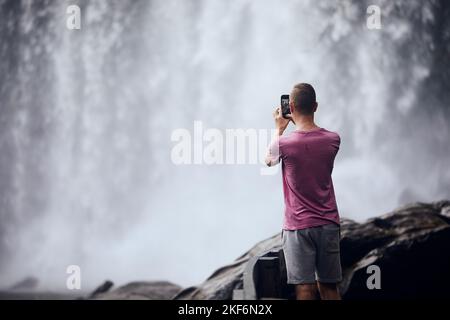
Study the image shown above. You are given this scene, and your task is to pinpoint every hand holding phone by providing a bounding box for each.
[281,94,290,119]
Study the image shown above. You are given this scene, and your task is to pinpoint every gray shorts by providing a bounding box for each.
[282,223,342,284]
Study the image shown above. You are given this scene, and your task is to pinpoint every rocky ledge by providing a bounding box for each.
[89,281,182,300]
[173,200,450,300]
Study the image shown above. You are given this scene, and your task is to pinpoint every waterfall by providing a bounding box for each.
[0,0,449,290]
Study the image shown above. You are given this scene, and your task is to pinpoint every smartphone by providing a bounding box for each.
[281,94,290,119]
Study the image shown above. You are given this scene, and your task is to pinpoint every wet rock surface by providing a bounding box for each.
[90,281,182,300]
[175,201,450,299]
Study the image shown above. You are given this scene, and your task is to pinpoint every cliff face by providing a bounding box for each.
[341,201,450,299]
[174,201,450,300]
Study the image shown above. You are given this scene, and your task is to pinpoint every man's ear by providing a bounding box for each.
[289,101,295,114]
[313,102,318,113]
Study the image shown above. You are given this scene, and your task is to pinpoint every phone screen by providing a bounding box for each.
[281,94,290,118]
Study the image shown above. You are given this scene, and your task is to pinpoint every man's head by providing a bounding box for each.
[290,83,317,116]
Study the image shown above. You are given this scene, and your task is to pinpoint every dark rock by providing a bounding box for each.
[8,276,39,291]
[0,290,80,300]
[174,234,282,300]
[342,200,450,299]
[91,281,182,300]
[89,280,114,299]
[174,200,450,299]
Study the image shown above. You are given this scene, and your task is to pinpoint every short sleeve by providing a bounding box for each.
[267,136,282,166]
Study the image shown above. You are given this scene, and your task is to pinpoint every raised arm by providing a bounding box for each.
[265,106,291,167]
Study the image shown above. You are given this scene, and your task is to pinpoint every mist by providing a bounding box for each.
[0,0,449,291]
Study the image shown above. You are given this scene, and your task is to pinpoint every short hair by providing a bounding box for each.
[291,83,316,115]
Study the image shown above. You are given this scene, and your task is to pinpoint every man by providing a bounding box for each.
[265,83,342,300]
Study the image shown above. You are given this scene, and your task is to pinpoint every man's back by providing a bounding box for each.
[279,127,340,230]
[266,83,342,299]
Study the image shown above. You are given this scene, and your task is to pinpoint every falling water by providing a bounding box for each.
[0,0,449,291]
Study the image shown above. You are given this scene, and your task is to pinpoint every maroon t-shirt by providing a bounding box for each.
[269,127,340,230]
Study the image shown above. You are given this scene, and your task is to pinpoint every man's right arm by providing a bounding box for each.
[265,107,290,167]
[265,130,283,167]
